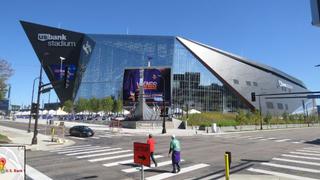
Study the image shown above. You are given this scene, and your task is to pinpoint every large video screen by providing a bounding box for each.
[123,68,171,106]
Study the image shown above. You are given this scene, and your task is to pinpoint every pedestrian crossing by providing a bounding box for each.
[246,146,320,179]
[49,144,210,179]
[217,134,306,144]
[68,130,133,140]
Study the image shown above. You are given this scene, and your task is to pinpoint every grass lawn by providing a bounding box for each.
[0,134,11,144]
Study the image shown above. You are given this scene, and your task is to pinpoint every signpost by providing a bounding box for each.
[134,142,150,180]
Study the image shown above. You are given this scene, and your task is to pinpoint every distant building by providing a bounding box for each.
[21,21,313,115]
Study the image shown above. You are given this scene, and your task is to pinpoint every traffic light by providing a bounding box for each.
[251,92,256,102]
[31,103,38,114]
[64,66,70,88]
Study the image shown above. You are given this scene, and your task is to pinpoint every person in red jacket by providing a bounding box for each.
[147,134,158,167]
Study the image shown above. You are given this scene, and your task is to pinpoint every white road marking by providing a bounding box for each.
[103,155,163,167]
[69,137,87,140]
[273,157,320,166]
[50,145,92,152]
[275,139,291,142]
[291,140,305,144]
[261,162,320,173]
[281,154,320,160]
[66,147,120,156]
[290,151,320,157]
[91,137,100,139]
[249,136,263,140]
[89,153,133,162]
[57,146,105,154]
[297,149,320,154]
[122,160,185,173]
[247,168,318,180]
[26,164,53,180]
[259,138,268,141]
[267,137,277,140]
[145,163,210,180]
[77,149,131,159]
[304,147,320,151]
[98,135,112,138]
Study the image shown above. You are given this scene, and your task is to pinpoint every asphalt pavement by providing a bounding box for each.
[1,120,320,180]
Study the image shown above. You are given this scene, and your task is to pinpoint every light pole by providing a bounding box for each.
[59,56,66,80]
[158,75,166,134]
[28,77,39,133]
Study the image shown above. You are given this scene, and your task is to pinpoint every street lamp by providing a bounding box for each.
[59,56,66,80]
[28,77,39,133]
[158,75,166,134]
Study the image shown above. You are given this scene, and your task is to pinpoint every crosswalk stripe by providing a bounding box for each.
[273,157,320,166]
[145,163,210,180]
[98,135,112,138]
[103,155,163,167]
[66,147,119,156]
[261,162,320,173]
[69,137,87,140]
[247,168,318,180]
[89,153,133,162]
[122,159,185,173]
[259,138,268,141]
[291,141,305,144]
[267,137,276,140]
[91,137,100,139]
[57,146,105,154]
[304,147,320,151]
[290,152,320,157]
[282,154,320,160]
[77,149,131,159]
[297,149,320,154]
[50,145,93,152]
[249,137,263,140]
[275,139,291,142]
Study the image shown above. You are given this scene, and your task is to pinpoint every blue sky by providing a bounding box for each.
[1,0,320,106]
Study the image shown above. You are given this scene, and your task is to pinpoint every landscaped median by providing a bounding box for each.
[0,133,11,144]
[179,110,320,132]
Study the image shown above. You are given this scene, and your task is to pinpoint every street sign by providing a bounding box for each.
[134,142,150,167]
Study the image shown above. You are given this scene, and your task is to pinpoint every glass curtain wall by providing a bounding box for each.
[172,40,248,112]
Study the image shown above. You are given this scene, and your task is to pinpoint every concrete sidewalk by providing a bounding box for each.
[0,125,75,151]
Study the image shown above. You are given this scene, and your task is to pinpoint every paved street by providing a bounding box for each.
[1,121,320,179]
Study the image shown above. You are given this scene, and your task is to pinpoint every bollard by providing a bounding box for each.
[225,151,231,168]
[51,127,55,142]
[224,153,230,180]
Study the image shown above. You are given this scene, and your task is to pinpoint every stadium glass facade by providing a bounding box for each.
[76,35,248,112]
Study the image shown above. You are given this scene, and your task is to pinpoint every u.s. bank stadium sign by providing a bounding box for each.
[37,33,76,47]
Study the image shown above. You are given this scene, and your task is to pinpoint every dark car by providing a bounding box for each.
[69,126,94,137]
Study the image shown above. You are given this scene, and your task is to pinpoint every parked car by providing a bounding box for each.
[69,126,94,137]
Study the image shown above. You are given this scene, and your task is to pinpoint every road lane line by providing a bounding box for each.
[57,146,107,154]
[69,137,87,140]
[281,154,320,160]
[247,168,318,180]
[275,139,291,142]
[66,147,121,156]
[145,163,210,180]
[50,145,92,152]
[273,157,320,166]
[77,149,131,159]
[26,164,53,180]
[291,141,305,144]
[122,159,185,173]
[103,155,163,167]
[261,162,320,173]
[267,137,277,140]
[89,153,133,162]
[290,152,320,157]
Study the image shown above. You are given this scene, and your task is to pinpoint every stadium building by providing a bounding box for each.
[21,21,313,115]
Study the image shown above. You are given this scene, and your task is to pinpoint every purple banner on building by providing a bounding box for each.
[123,68,171,106]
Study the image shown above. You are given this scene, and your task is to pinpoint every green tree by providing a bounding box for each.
[89,98,100,113]
[63,100,73,113]
[101,97,113,115]
[0,59,14,100]
[235,109,246,126]
[75,98,89,113]
[112,99,123,114]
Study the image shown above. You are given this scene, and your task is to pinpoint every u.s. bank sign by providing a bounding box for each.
[37,33,76,47]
